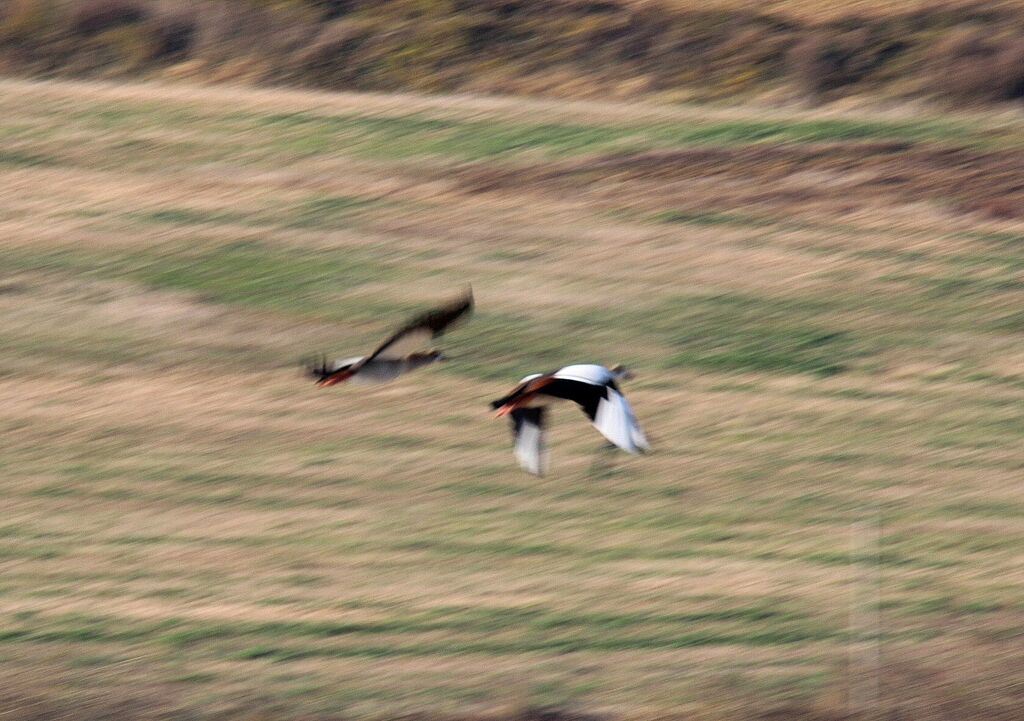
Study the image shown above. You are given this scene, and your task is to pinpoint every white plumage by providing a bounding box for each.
[491,363,649,475]
[593,386,649,454]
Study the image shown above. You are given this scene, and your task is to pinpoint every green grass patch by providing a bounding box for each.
[989,309,1024,333]
[129,208,257,227]
[258,112,634,160]
[287,195,386,229]
[953,230,1024,247]
[128,240,386,312]
[644,294,861,376]
[439,311,583,381]
[0,149,58,167]
[248,110,978,163]
[1,601,832,657]
[666,118,970,146]
[938,501,1024,518]
[653,209,776,228]
[0,240,395,319]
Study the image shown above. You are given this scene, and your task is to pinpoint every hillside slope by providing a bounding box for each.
[0,78,1022,720]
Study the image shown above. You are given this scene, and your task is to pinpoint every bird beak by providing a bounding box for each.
[318,370,352,387]
[494,404,513,418]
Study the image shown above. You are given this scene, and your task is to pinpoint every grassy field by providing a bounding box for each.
[0,78,1022,720]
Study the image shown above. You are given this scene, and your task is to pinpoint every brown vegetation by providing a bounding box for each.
[787,27,904,100]
[925,27,1024,103]
[458,141,1024,220]
[5,1,1024,105]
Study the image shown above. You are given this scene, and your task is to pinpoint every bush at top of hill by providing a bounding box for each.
[4,0,1024,106]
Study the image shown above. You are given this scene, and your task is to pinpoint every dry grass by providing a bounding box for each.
[0,79,1022,721]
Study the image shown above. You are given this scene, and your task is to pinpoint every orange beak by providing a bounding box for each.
[494,399,524,418]
[318,370,353,387]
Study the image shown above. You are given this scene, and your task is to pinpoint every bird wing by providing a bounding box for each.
[511,407,547,476]
[592,388,649,454]
[489,373,554,411]
[364,289,474,363]
[552,364,614,386]
[328,356,365,371]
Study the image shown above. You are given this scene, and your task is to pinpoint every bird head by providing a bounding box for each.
[610,364,635,381]
[305,355,355,387]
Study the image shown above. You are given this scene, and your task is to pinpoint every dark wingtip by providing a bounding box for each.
[427,287,474,338]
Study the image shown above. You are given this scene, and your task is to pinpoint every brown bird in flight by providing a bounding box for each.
[307,289,473,387]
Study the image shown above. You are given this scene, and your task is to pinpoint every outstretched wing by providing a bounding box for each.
[489,373,553,412]
[591,388,650,454]
[365,289,474,363]
[510,407,547,476]
[543,369,648,454]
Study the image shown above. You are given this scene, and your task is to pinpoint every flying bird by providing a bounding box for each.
[307,289,473,386]
[490,363,649,476]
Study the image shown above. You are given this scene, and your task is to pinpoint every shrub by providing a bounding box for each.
[69,0,148,36]
[789,28,864,99]
[309,0,353,20]
[147,1,198,62]
[4,0,1024,107]
[712,21,796,90]
[0,0,58,42]
[288,18,373,87]
[927,26,1024,103]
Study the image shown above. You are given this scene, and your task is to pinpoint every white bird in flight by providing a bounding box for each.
[490,363,649,476]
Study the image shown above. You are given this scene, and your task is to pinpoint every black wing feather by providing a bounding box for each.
[535,378,608,421]
[364,288,474,364]
[510,407,545,438]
